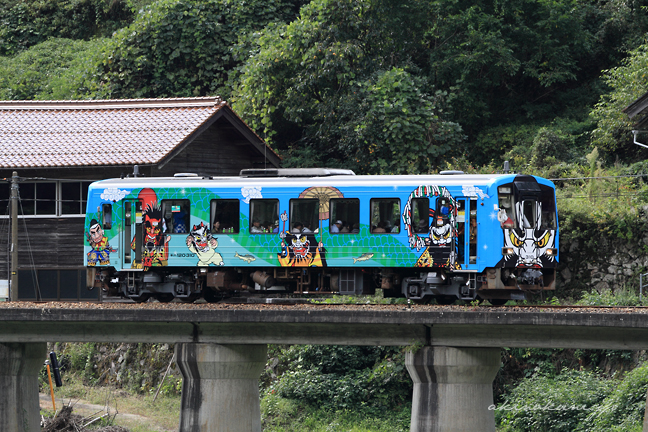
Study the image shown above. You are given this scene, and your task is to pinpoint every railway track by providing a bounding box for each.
[3,297,648,313]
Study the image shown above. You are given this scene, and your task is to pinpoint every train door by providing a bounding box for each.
[469,199,477,265]
[121,200,142,269]
[455,198,468,268]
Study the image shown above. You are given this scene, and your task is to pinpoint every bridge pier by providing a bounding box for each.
[406,346,501,432]
[176,343,267,432]
[0,342,47,432]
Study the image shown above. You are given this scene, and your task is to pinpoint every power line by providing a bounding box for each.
[549,174,648,181]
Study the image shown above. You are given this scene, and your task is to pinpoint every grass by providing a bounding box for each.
[42,374,180,431]
[42,374,411,432]
[261,393,411,432]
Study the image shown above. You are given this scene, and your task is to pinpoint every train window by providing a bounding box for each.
[370,198,400,234]
[412,198,429,233]
[521,200,535,228]
[161,199,190,234]
[290,199,319,234]
[102,204,112,229]
[540,188,556,230]
[456,199,466,263]
[498,192,516,229]
[434,196,452,227]
[469,200,477,264]
[329,198,360,233]
[249,199,279,234]
[211,199,240,233]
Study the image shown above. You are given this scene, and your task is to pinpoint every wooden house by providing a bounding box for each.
[0,97,280,301]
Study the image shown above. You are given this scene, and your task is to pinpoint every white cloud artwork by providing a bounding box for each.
[461,185,490,200]
[101,188,130,202]
[241,186,262,203]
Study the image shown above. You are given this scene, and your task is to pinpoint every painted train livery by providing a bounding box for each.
[84,168,558,304]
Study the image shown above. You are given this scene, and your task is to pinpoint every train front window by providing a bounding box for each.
[540,188,557,230]
[521,200,535,229]
[249,199,279,234]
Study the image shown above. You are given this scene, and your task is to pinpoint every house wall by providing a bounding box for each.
[0,119,278,300]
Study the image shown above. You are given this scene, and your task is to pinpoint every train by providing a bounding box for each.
[84,168,558,304]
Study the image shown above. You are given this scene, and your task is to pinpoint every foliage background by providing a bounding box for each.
[9,1,648,430]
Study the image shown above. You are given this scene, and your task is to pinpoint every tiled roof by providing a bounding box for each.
[0,97,274,168]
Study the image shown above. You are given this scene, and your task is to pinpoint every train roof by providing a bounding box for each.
[88,169,553,191]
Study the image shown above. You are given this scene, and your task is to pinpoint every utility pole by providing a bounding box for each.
[10,171,18,301]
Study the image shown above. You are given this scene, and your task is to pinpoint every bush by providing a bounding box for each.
[496,369,614,432]
[0,37,106,100]
[588,362,648,432]
[531,127,574,167]
[264,345,411,413]
[577,286,646,307]
[0,0,135,56]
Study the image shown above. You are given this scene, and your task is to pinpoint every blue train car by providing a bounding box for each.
[84,168,558,304]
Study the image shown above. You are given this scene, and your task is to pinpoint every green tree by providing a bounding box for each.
[0,0,135,56]
[590,44,648,160]
[265,345,411,411]
[94,0,304,99]
[424,0,643,136]
[0,38,106,100]
[233,0,463,173]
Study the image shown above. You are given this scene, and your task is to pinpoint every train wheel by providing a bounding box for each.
[435,296,456,305]
[130,293,151,303]
[412,295,433,305]
[488,299,508,306]
[180,295,199,304]
[157,294,174,303]
[204,289,223,303]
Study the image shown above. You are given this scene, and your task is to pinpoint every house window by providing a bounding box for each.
[61,182,92,215]
[20,182,56,215]
[0,181,91,217]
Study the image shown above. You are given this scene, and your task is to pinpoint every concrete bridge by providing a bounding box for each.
[1,304,648,431]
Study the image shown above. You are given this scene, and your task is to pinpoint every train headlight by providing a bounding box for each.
[545,248,558,256]
[502,247,515,256]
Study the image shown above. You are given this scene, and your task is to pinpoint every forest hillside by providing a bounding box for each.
[8,1,648,431]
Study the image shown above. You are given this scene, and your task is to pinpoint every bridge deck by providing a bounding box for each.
[0,303,646,349]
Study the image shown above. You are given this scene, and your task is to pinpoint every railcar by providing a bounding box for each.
[84,168,558,304]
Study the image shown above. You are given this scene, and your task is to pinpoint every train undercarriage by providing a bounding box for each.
[87,265,555,304]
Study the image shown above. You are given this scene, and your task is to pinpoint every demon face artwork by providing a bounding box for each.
[186,222,224,266]
[86,219,116,266]
[277,211,326,267]
[500,200,556,269]
[402,185,460,270]
[131,188,170,269]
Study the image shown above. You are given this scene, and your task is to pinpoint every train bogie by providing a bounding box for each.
[84,169,558,304]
